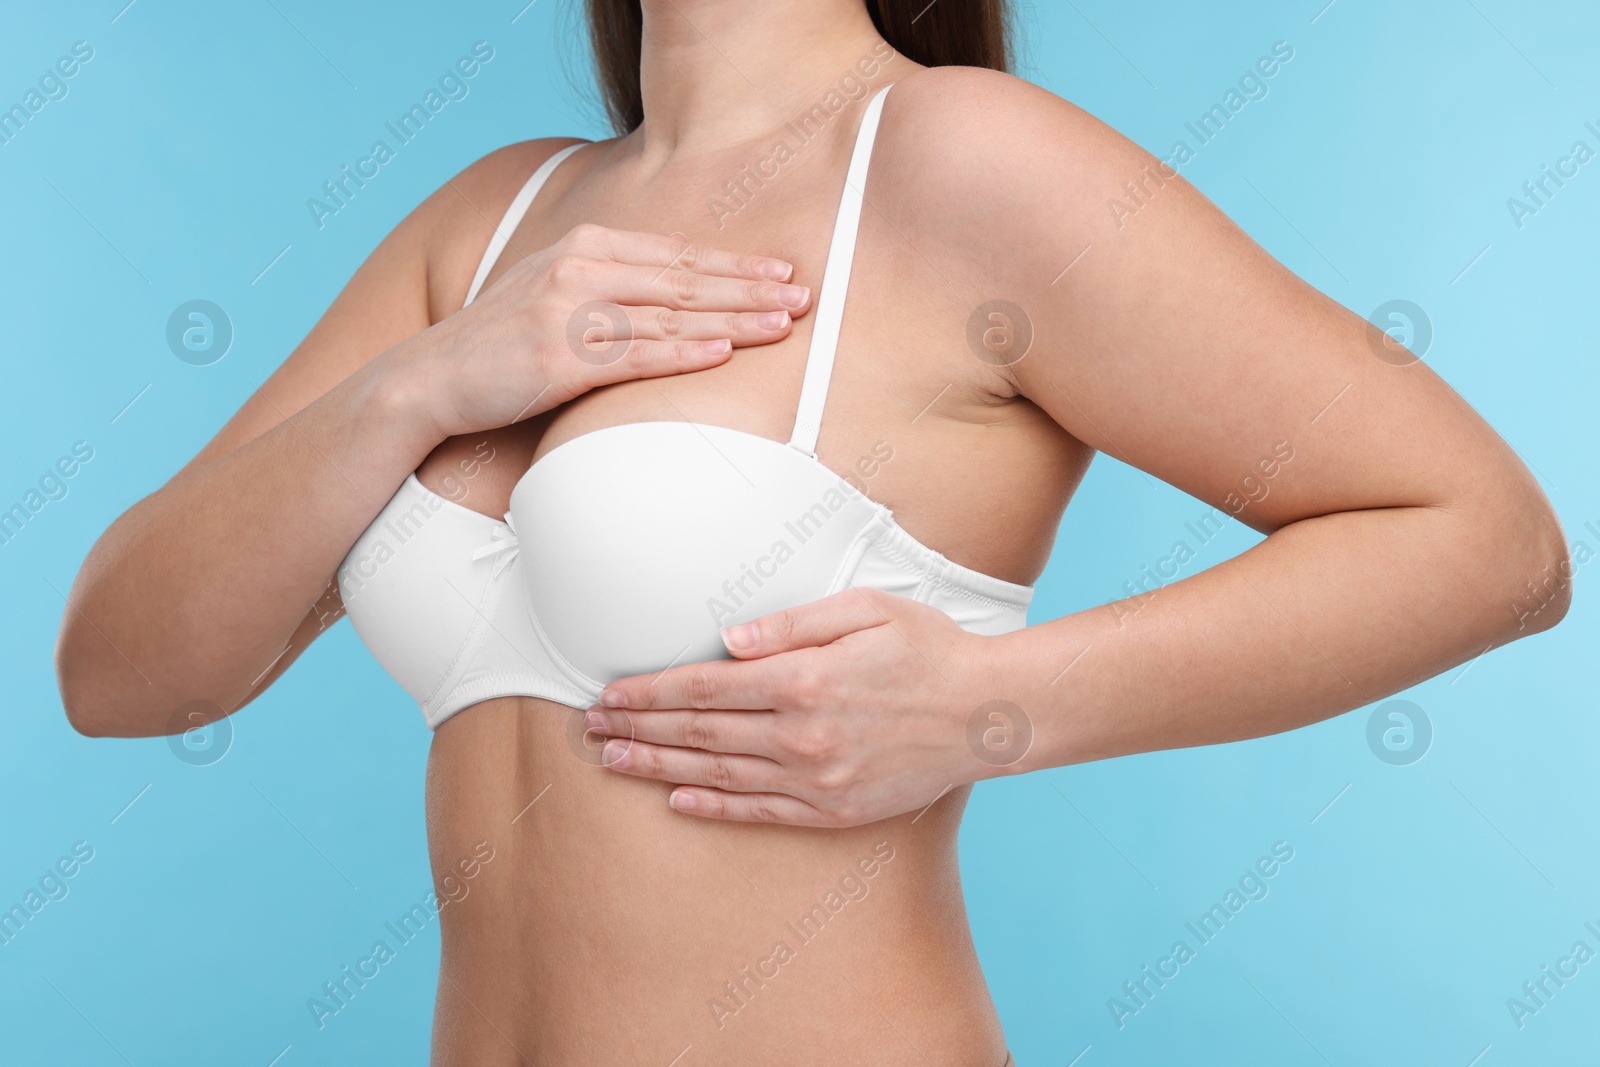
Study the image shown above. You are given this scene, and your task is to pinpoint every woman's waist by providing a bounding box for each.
[423,697,995,1030]
[425,694,973,922]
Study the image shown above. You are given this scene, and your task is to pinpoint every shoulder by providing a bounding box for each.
[867,65,1160,270]
[417,137,592,321]
[872,65,1130,189]
[877,64,1084,128]
[869,65,1181,263]
[869,65,1243,378]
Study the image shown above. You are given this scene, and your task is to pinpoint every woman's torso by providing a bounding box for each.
[407,76,1090,1064]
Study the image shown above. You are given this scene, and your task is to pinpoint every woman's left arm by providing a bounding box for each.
[588,68,1572,825]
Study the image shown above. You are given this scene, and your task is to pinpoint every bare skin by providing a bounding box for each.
[55,1,1569,1064]
[415,54,1080,1062]
[56,23,1071,1067]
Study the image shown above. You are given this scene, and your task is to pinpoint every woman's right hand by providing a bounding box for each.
[390,223,812,441]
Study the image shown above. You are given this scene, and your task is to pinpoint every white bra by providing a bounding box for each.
[337,84,1035,730]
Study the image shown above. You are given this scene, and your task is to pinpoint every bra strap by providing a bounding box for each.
[462,140,589,308]
[787,83,894,458]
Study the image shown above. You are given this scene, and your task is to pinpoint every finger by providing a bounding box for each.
[572,225,794,282]
[572,261,811,315]
[598,738,783,793]
[585,708,778,757]
[573,304,792,347]
[599,655,788,711]
[667,787,829,826]
[566,336,738,382]
[719,586,896,659]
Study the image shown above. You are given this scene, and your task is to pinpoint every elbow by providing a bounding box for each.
[55,620,232,739]
[55,638,115,738]
[1496,498,1573,638]
[54,616,148,738]
[58,689,111,740]
[63,707,114,739]
[57,680,158,739]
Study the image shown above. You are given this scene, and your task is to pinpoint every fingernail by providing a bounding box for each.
[760,260,794,282]
[778,284,809,308]
[757,310,789,330]
[601,742,626,766]
[600,689,627,708]
[584,711,607,733]
[721,623,758,651]
[699,338,731,354]
[670,791,697,810]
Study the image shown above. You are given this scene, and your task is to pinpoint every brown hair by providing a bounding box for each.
[584,0,1014,135]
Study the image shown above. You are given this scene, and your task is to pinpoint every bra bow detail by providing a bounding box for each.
[470,515,519,580]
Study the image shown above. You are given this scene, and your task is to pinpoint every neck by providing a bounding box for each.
[635,0,893,161]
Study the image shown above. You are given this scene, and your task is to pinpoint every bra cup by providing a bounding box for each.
[335,86,1041,731]
[509,423,884,688]
[337,479,493,705]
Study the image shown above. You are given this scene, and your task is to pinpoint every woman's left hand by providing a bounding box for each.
[582,587,1032,827]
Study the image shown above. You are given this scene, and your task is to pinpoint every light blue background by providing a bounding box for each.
[3,1,1595,1064]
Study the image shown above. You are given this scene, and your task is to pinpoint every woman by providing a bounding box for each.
[54,1,1569,1064]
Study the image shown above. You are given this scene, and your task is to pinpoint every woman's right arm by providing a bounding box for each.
[55,141,806,737]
